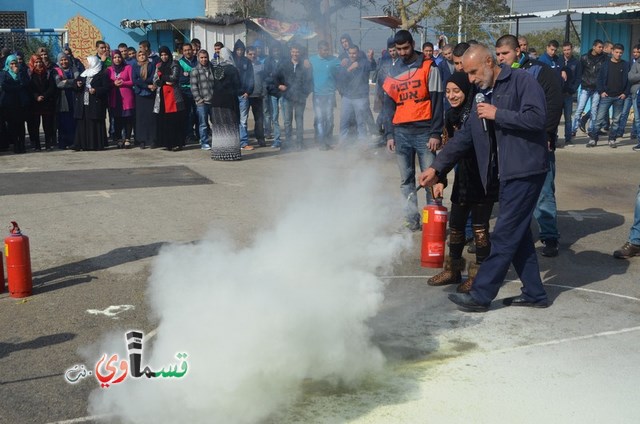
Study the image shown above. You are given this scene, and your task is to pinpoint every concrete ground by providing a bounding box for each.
[0,121,639,424]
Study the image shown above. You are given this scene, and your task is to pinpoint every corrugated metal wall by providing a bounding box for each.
[580,12,639,59]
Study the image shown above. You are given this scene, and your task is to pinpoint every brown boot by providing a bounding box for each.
[428,257,465,286]
[457,261,480,293]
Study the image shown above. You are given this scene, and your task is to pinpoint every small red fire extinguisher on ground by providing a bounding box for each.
[421,188,448,268]
[5,221,32,298]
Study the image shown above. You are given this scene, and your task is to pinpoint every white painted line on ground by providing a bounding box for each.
[562,210,604,221]
[86,191,116,198]
[492,326,640,354]
[380,277,640,302]
[546,283,640,302]
[47,414,112,423]
[86,305,134,319]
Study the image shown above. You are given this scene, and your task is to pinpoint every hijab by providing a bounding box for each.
[57,53,70,69]
[218,47,235,67]
[137,50,149,80]
[29,54,45,75]
[111,50,126,74]
[157,45,173,76]
[4,54,18,80]
[81,55,102,77]
[445,71,475,130]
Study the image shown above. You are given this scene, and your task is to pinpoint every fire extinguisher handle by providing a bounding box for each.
[10,221,20,235]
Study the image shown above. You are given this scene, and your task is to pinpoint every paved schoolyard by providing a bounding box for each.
[0,127,639,423]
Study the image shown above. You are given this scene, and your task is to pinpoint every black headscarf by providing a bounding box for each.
[157,45,173,77]
[445,72,475,132]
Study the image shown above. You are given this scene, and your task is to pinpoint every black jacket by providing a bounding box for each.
[274,60,313,103]
[519,55,563,148]
[579,49,607,90]
[73,71,109,120]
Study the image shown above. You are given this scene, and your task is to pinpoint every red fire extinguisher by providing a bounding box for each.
[421,188,448,268]
[5,221,32,298]
[0,238,4,293]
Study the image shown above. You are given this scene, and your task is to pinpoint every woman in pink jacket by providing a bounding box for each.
[106,50,134,148]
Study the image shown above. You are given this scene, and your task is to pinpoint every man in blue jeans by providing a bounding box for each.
[383,30,443,232]
[614,186,640,259]
[233,39,255,150]
[337,45,372,145]
[309,40,341,150]
[572,39,605,136]
[190,50,216,150]
[588,43,630,148]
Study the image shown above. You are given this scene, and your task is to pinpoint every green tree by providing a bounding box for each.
[433,0,510,45]
[520,28,566,56]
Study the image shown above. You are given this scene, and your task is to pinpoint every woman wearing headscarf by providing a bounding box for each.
[106,50,135,148]
[152,45,185,151]
[427,72,498,293]
[72,55,109,151]
[0,54,30,153]
[54,52,80,149]
[209,47,242,160]
[27,54,57,150]
[132,49,157,149]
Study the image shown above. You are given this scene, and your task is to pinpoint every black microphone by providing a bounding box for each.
[475,93,488,132]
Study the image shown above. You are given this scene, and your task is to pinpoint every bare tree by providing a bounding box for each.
[233,0,273,18]
[382,0,442,31]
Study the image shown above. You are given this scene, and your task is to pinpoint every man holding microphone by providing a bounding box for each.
[419,43,550,312]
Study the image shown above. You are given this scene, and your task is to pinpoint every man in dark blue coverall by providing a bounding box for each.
[419,44,550,312]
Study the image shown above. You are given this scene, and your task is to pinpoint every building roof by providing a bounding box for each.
[499,2,640,20]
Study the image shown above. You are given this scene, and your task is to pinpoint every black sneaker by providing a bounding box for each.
[633,143,640,151]
[541,239,559,257]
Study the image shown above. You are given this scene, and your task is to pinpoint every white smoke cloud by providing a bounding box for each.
[87,155,411,423]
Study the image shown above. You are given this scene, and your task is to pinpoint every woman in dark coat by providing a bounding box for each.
[54,53,80,149]
[72,56,109,151]
[210,47,242,161]
[27,54,57,150]
[132,49,157,149]
[0,54,30,153]
[153,45,185,151]
[428,72,499,293]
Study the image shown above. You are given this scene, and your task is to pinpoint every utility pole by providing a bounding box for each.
[457,1,463,44]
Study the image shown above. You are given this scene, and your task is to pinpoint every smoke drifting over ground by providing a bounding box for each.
[88,156,411,423]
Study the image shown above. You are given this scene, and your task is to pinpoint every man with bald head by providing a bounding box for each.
[419,44,550,312]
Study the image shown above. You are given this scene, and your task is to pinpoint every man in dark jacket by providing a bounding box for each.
[246,46,266,147]
[233,39,255,150]
[588,43,631,148]
[178,43,198,144]
[337,45,371,143]
[420,43,550,312]
[263,44,284,147]
[495,34,563,257]
[274,44,313,150]
[572,39,605,135]
[560,41,581,146]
